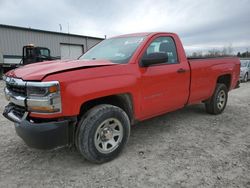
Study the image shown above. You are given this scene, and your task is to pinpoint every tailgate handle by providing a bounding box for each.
[177,68,187,73]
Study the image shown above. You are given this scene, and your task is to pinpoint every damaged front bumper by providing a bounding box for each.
[3,104,74,150]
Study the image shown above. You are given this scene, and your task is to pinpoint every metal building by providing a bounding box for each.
[0,24,103,64]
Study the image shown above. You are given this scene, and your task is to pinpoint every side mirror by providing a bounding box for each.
[141,52,168,67]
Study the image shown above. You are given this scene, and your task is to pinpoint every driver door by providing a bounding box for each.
[139,35,190,118]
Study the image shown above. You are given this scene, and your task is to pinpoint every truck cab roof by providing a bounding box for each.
[112,32,178,38]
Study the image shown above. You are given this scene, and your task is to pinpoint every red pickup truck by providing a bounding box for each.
[3,32,240,163]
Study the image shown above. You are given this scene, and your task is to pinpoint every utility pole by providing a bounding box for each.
[59,24,62,32]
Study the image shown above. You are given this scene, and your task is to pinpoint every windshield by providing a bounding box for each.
[79,36,145,64]
[240,60,248,67]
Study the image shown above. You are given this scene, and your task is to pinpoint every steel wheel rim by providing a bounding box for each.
[94,118,123,154]
[217,90,226,110]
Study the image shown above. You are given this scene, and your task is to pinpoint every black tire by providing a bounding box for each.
[205,84,228,115]
[243,73,248,82]
[75,104,130,163]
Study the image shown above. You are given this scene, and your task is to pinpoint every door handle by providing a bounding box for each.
[177,68,187,73]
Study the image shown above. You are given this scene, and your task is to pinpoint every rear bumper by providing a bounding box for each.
[3,104,75,150]
[235,80,240,89]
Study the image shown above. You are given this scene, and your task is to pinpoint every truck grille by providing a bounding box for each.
[6,84,26,96]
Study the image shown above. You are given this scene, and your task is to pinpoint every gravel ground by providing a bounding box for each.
[0,81,249,188]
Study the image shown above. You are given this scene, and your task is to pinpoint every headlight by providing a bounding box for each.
[27,82,59,97]
[26,81,61,113]
[27,87,49,97]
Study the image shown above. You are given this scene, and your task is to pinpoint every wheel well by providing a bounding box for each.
[217,74,231,90]
[79,94,134,124]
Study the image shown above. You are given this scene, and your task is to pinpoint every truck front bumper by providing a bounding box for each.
[15,119,69,150]
[3,104,74,150]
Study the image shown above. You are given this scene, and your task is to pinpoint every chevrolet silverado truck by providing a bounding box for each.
[3,32,240,163]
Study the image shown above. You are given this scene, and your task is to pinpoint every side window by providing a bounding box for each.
[248,62,250,68]
[143,36,178,64]
[40,49,50,57]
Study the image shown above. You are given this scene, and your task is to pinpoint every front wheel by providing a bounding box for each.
[243,73,248,82]
[205,84,228,115]
[75,104,130,163]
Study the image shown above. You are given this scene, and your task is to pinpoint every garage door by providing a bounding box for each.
[60,44,83,60]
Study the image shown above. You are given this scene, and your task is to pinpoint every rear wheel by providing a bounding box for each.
[205,84,228,115]
[75,104,130,163]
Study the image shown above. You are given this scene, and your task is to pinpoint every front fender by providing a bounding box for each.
[63,74,138,116]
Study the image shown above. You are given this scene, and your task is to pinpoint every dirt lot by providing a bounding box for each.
[0,81,249,188]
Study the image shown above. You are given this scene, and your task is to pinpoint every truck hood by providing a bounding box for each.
[5,60,117,80]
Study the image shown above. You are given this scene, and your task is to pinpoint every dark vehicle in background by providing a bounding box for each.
[21,45,58,65]
[240,59,250,82]
[0,44,59,77]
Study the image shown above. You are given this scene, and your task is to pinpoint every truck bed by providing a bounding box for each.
[187,57,240,104]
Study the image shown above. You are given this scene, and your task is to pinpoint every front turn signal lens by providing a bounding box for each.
[49,85,58,93]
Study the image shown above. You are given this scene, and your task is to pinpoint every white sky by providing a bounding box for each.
[0,0,249,54]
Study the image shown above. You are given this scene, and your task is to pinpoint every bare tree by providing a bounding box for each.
[188,44,235,58]
[208,49,221,57]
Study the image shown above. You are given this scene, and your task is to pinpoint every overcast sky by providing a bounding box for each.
[0,0,249,54]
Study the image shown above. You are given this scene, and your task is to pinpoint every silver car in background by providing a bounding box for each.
[240,60,250,82]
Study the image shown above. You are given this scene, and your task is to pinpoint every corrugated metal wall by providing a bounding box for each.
[0,26,102,57]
